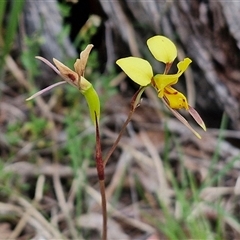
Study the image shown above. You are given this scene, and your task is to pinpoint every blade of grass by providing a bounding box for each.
[204,154,240,188]
[3,0,25,58]
[0,0,7,35]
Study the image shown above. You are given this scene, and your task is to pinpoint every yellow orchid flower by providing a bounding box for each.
[27,45,100,124]
[116,35,206,138]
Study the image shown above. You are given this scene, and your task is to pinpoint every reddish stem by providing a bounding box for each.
[103,86,146,167]
[95,112,107,240]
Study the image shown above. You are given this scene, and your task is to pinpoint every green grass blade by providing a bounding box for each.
[3,0,25,57]
[0,0,7,33]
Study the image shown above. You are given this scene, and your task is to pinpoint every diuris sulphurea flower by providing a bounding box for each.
[116,35,206,139]
[27,44,100,124]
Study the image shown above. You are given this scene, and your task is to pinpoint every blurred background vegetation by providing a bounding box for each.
[0,0,240,239]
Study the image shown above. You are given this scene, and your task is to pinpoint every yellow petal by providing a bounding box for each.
[147,36,177,63]
[153,58,192,97]
[176,58,192,74]
[154,74,179,97]
[162,87,189,110]
[116,57,153,86]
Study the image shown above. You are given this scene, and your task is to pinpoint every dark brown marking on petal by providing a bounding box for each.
[164,89,178,95]
[163,96,170,105]
[151,77,157,88]
[67,73,77,82]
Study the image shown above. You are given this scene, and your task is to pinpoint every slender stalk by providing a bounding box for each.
[164,62,172,75]
[103,110,134,167]
[104,86,147,167]
[95,112,107,240]
[99,180,107,240]
[96,87,147,238]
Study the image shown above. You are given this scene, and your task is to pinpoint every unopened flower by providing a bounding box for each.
[27,45,100,124]
[116,35,206,138]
